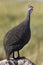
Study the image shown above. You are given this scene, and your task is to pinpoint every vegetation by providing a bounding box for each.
[0,1,43,65]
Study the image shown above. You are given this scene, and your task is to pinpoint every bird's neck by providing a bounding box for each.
[28,14,30,23]
[27,7,32,25]
[26,13,30,26]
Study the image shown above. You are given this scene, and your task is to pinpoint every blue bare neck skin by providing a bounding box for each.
[28,7,32,15]
[26,10,30,25]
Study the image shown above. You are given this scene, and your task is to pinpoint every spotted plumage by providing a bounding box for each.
[3,6,33,59]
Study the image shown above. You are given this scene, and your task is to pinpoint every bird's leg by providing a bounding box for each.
[13,51,14,58]
[7,55,9,60]
[18,51,20,58]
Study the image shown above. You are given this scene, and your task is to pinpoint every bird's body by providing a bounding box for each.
[3,6,33,59]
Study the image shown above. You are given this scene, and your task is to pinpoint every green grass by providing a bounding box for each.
[0,1,43,65]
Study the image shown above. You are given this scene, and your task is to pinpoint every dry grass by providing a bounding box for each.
[0,1,43,65]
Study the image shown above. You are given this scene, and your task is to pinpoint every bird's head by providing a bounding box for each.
[28,5,33,15]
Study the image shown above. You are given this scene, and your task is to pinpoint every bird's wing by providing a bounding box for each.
[5,21,27,45]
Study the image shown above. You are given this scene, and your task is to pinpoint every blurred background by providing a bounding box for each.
[0,0,43,65]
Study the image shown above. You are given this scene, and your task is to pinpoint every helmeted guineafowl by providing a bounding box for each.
[3,6,33,59]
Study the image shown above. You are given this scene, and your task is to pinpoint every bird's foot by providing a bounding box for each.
[17,56,21,59]
[13,56,21,60]
[14,56,25,60]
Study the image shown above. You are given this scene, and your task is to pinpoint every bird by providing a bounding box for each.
[3,5,33,59]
